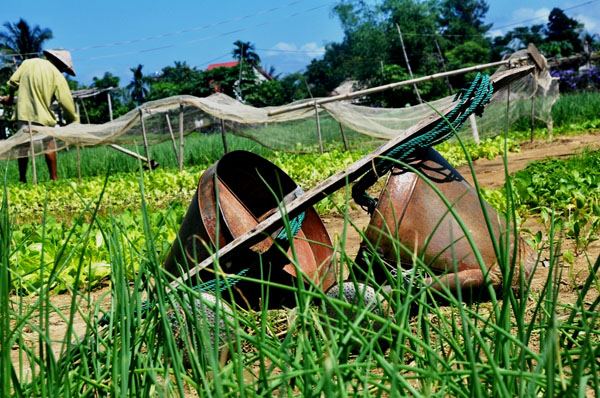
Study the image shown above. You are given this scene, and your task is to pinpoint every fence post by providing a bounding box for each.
[28,121,37,185]
[315,104,323,154]
[469,114,480,144]
[139,109,152,172]
[178,99,184,172]
[339,122,349,151]
[76,146,82,184]
[220,119,229,154]
[165,114,179,163]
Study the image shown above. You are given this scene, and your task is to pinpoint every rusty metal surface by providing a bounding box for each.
[163,150,336,304]
[363,147,535,289]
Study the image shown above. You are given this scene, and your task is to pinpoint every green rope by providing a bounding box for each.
[352,73,494,214]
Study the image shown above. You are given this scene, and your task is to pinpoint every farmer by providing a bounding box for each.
[1,49,79,183]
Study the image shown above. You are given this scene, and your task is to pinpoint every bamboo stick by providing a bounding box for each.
[268,57,528,116]
[220,119,229,154]
[76,145,82,184]
[339,122,349,151]
[28,121,37,185]
[469,114,480,144]
[315,105,323,154]
[109,144,151,164]
[107,92,113,121]
[178,100,184,172]
[139,109,152,172]
[165,114,179,162]
[396,23,422,104]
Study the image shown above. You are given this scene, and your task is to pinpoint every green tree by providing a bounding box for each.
[438,0,491,37]
[0,18,53,62]
[490,25,545,60]
[232,40,261,66]
[542,8,583,56]
[78,72,128,124]
[243,80,287,107]
[127,64,148,106]
[146,61,209,100]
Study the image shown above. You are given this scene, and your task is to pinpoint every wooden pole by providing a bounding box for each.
[469,114,480,144]
[178,100,184,172]
[396,23,422,104]
[165,114,179,161]
[434,38,454,95]
[139,109,152,172]
[315,105,323,154]
[268,57,526,116]
[28,121,37,185]
[80,99,91,124]
[107,91,113,121]
[76,146,82,184]
[220,119,229,154]
[339,122,349,151]
[530,70,538,143]
[109,144,152,164]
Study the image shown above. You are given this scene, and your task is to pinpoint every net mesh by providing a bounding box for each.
[0,51,558,160]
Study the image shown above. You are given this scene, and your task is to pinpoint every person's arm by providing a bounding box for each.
[54,76,79,123]
[1,66,21,105]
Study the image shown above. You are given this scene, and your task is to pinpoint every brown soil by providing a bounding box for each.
[10,133,600,377]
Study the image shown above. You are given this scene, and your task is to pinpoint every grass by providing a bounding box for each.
[2,90,600,396]
[1,128,599,396]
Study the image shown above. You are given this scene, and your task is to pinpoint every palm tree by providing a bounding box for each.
[0,18,53,63]
[127,64,148,105]
[232,40,260,66]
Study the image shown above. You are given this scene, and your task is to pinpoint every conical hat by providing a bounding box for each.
[43,49,75,76]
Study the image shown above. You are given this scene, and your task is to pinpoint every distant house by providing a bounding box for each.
[206,61,272,93]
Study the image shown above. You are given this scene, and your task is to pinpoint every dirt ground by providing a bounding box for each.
[10,132,600,374]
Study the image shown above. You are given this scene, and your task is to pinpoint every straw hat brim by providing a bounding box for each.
[43,49,76,76]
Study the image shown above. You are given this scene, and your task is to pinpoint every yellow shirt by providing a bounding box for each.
[7,58,79,127]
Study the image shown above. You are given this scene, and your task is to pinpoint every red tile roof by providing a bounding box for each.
[206,61,239,70]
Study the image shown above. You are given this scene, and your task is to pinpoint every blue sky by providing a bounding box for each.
[2,0,599,86]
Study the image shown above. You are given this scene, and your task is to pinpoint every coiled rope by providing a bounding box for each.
[352,73,494,215]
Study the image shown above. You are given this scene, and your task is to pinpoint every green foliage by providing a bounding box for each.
[243,79,287,107]
[127,64,148,106]
[0,18,52,62]
[544,7,583,56]
[509,149,600,251]
[362,64,433,107]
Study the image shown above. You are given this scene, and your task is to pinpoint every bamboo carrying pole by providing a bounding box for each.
[168,64,536,291]
[139,109,152,172]
[396,23,422,104]
[220,119,229,154]
[28,121,37,185]
[268,57,528,117]
[178,100,184,172]
[165,114,179,161]
[315,105,323,154]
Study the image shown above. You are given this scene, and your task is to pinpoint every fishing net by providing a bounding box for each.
[0,51,558,160]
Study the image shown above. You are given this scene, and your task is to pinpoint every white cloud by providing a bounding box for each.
[488,29,504,38]
[511,7,551,23]
[266,42,325,60]
[573,13,598,32]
